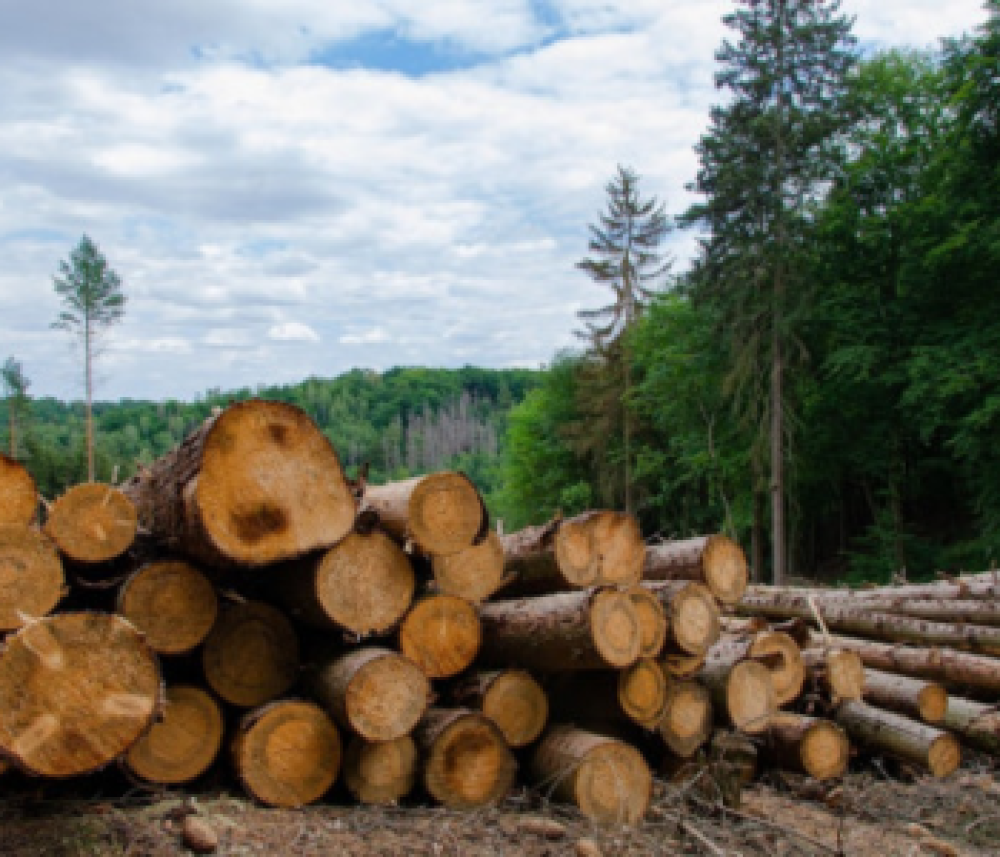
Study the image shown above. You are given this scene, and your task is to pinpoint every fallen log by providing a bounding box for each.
[0,454,37,526]
[398,594,481,679]
[0,525,64,632]
[763,712,849,781]
[942,695,1000,755]
[449,669,548,748]
[863,668,948,724]
[641,581,721,656]
[642,535,748,606]
[43,483,137,566]
[343,734,418,804]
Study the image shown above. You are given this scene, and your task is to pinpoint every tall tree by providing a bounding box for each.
[1,356,31,460]
[576,164,672,513]
[683,0,856,583]
[52,235,126,482]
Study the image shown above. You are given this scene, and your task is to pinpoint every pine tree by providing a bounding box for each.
[1,356,31,460]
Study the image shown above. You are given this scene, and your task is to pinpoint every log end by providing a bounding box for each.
[702,535,749,605]
[409,472,484,556]
[825,649,866,701]
[727,661,777,734]
[399,595,481,679]
[590,589,642,669]
[918,684,949,725]
[0,454,37,526]
[618,658,669,729]
[431,530,504,604]
[423,712,516,809]
[749,631,805,707]
[43,483,137,565]
[481,670,549,749]
[659,680,714,758]
[928,733,962,778]
[0,525,64,632]
[556,511,645,589]
[348,652,430,741]
[798,718,850,781]
[669,583,721,657]
[344,734,418,804]
[627,587,667,660]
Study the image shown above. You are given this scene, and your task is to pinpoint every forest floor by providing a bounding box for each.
[1,756,999,857]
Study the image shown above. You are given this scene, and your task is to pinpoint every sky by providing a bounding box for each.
[0,1,988,402]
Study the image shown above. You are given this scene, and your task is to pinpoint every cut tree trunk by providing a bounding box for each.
[547,659,668,731]
[43,483,137,566]
[123,685,224,785]
[231,699,341,808]
[0,454,37,526]
[449,669,548,748]
[801,648,865,703]
[863,668,948,724]
[362,472,486,557]
[309,647,429,741]
[763,712,849,781]
[431,530,504,604]
[943,695,1000,755]
[745,572,1000,602]
[413,708,516,809]
[0,525,64,632]
[658,680,714,758]
[528,725,652,824]
[703,632,803,707]
[642,535,748,606]
[202,601,299,708]
[0,612,160,778]
[835,700,960,777]
[274,531,414,636]
[641,581,720,656]
[477,588,641,672]
[122,400,356,568]
[499,511,645,597]
[398,595,481,679]
[626,586,667,659]
[116,560,218,656]
[343,734,418,804]
[700,640,777,734]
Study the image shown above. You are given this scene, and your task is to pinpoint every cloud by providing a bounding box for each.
[268,321,321,342]
[340,327,391,345]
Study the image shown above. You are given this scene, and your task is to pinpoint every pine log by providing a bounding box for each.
[398,594,481,679]
[231,699,341,808]
[122,400,356,568]
[835,700,960,777]
[202,601,299,708]
[658,680,714,758]
[0,612,160,778]
[547,660,669,731]
[641,581,721,656]
[837,598,1000,627]
[863,668,948,724]
[309,647,429,741]
[0,454,37,526]
[801,648,865,702]
[700,640,777,734]
[123,685,224,785]
[763,712,849,781]
[626,586,667,659]
[274,531,415,636]
[449,669,548,748]
[499,512,645,597]
[431,530,504,604]
[413,708,516,809]
[477,588,641,671]
[117,560,218,656]
[643,535,748,605]
[362,472,486,556]
[343,734,419,804]
[747,571,1000,602]
[703,631,803,707]
[942,695,1000,755]
[0,525,64,632]
[528,725,652,824]
[43,483,137,566]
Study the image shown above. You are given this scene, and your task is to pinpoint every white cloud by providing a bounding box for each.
[268,321,321,342]
[340,327,391,345]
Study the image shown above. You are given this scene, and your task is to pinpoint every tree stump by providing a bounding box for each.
[449,669,549,748]
[0,525,64,632]
[398,595,481,679]
[343,734,419,804]
[43,483,137,566]
[0,454,37,526]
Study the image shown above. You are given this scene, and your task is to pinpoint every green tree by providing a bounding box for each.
[1,356,31,460]
[52,235,127,482]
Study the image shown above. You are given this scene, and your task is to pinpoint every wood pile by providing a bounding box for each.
[1,399,997,828]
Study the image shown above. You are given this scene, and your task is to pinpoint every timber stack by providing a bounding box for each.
[2,398,997,830]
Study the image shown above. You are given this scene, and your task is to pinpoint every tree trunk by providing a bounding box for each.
[431,530,504,603]
[763,712,849,781]
[863,668,948,724]
[231,699,341,808]
[699,639,777,734]
[943,695,1000,755]
[626,586,667,659]
[398,594,481,679]
[658,680,714,758]
[640,581,721,656]
[0,453,37,526]
[121,400,356,569]
[43,483,137,566]
[0,525,64,632]
[343,734,418,804]
[449,669,548,748]
[642,535,748,605]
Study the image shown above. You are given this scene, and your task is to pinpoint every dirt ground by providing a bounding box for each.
[1,756,999,856]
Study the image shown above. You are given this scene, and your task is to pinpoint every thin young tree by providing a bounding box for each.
[52,235,126,482]
[576,165,672,514]
[1,356,31,460]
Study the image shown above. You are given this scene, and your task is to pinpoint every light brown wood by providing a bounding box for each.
[43,483,137,565]
[643,535,748,605]
[641,581,720,656]
[431,530,505,604]
[343,734,418,804]
[943,694,1000,755]
[801,647,865,702]
[0,525,64,632]
[398,595,481,679]
[124,685,224,784]
[449,669,548,748]
[0,612,160,778]
[626,586,667,659]
[528,725,652,824]
[863,668,948,724]
[700,640,777,734]
[747,631,805,706]
[0,454,37,526]
[659,680,714,758]
[661,650,707,679]
[231,699,341,808]
[764,712,849,781]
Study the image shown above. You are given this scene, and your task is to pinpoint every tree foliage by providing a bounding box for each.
[1,356,31,460]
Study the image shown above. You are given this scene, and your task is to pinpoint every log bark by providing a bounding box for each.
[699,639,777,734]
[362,472,486,557]
[231,699,341,808]
[398,594,481,679]
[477,588,641,671]
[123,685,224,785]
[658,680,713,758]
[643,535,748,605]
[528,725,652,824]
[943,695,1000,755]
[0,454,37,526]
[413,708,516,809]
[449,669,548,748]
[431,530,505,604]
[835,700,960,777]
[801,647,865,703]
[309,647,429,741]
[745,571,1000,602]
[763,712,849,781]
[43,483,137,566]
[0,612,160,778]
[626,586,667,659]
[122,400,356,568]
[863,668,948,724]
[343,734,418,804]
[641,581,720,656]
[0,525,64,632]
[498,512,645,598]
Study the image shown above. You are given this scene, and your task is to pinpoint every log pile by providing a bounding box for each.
[2,397,998,829]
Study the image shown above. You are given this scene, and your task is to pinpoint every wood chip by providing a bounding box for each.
[517,817,567,839]
[182,815,219,854]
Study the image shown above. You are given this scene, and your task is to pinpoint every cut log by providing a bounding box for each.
[0,454,37,526]
[274,531,414,636]
[832,598,1000,627]
[801,648,865,702]
[362,472,485,556]
[747,571,1000,602]
[477,588,641,672]
[343,734,419,804]
[618,659,670,729]
[398,595,481,679]
[499,512,645,597]
[43,483,137,565]
[122,400,356,568]
[202,601,299,708]
[547,660,668,731]
[702,632,802,707]
[231,699,341,808]
[123,685,224,785]
[626,586,667,659]
[661,650,707,679]
[528,725,652,824]
[413,708,516,809]
[117,560,218,656]
[643,535,748,605]
[942,695,1000,755]
[0,525,64,632]
[0,612,160,778]
[835,700,960,778]
[700,642,777,734]
[658,680,713,758]
[449,669,548,748]
[641,581,720,656]
[309,647,429,741]
[863,668,948,724]
[763,712,849,781]
[431,530,504,604]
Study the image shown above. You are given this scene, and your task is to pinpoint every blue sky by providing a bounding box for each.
[0,0,988,401]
